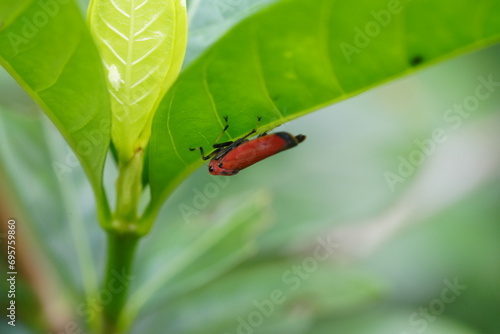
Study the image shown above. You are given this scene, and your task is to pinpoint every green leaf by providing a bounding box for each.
[88,0,188,162]
[121,190,272,330]
[0,0,111,223]
[312,308,483,334]
[144,0,500,225]
[132,258,384,333]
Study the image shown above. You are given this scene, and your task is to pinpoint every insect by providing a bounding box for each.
[190,117,306,176]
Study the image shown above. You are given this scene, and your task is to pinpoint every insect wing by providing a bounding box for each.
[220,133,292,170]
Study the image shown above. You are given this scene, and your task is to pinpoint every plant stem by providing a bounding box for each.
[113,149,144,231]
[101,148,145,333]
[102,231,140,334]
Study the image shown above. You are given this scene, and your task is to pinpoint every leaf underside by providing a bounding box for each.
[145,0,500,219]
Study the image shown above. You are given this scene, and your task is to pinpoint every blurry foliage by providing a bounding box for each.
[1,0,500,333]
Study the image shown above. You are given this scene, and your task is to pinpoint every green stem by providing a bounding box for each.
[102,231,140,334]
[100,148,145,333]
[112,149,144,232]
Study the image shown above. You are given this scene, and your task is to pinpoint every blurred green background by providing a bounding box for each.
[1,0,500,333]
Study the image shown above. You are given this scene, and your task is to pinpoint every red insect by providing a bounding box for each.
[190,117,306,176]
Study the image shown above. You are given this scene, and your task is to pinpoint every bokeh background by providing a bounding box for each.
[1,0,499,333]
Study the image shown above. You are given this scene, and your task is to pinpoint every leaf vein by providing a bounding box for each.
[108,90,127,109]
[99,37,127,65]
[251,26,284,119]
[36,33,81,94]
[133,10,165,37]
[166,89,188,165]
[320,0,346,95]
[110,0,130,18]
[100,14,130,41]
[202,57,227,137]
[131,64,161,88]
[135,0,148,10]
[132,89,153,104]
[132,38,165,65]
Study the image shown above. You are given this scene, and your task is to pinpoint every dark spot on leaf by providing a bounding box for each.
[410,55,424,66]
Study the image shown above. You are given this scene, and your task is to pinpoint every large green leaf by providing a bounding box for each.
[144,0,500,224]
[0,0,111,222]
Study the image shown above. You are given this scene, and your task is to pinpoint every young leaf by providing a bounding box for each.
[87,0,188,163]
[143,0,500,226]
[0,0,111,223]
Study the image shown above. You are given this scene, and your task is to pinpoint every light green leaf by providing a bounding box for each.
[144,0,500,225]
[0,0,111,223]
[88,0,188,162]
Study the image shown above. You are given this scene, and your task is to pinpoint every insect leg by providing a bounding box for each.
[189,147,213,160]
[212,116,232,148]
[213,141,233,148]
[238,116,262,141]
